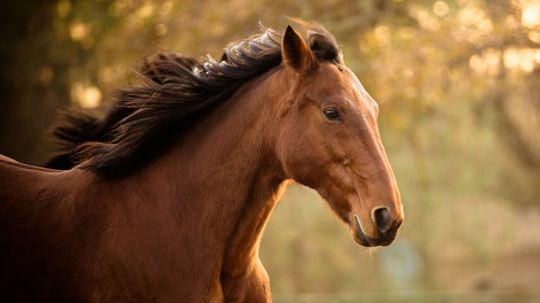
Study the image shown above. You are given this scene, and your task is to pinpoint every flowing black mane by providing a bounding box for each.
[49,20,342,177]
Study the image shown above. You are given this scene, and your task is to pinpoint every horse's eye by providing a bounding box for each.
[323,108,341,121]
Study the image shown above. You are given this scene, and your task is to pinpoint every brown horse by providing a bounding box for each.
[0,21,403,302]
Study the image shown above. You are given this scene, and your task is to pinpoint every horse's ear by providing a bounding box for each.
[282,25,314,71]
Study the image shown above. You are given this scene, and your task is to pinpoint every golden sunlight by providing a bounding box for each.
[452,5,493,42]
[529,30,540,42]
[69,20,90,42]
[71,82,102,109]
[503,47,540,73]
[433,0,450,17]
[469,49,501,76]
[522,2,540,28]
[136,3,155,19]
[409,5,441,30]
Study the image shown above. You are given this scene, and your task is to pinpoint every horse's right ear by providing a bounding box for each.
[282,25,314,71]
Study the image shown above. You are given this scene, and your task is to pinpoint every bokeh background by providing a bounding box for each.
[1,0,539,302]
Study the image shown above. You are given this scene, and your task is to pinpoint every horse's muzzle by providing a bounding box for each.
[352,214,399,247]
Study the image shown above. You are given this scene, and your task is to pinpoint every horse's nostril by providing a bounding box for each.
[374,207,392,234]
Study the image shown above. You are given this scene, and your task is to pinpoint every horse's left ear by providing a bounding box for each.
[282,25,314,71]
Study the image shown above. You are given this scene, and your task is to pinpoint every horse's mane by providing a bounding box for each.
[45,54,200,170]
[47,20,342,177]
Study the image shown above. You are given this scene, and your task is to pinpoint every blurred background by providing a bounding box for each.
[1,0,539,302]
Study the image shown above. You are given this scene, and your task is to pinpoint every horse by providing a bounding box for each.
[0,20,404,302]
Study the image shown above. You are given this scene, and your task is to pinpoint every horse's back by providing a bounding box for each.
[0,154,63,172]
[0,154,17,162]
[0,155,87,302]
[0,155,67,212]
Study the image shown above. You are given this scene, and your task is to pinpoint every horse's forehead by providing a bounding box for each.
[342,67,378,113]
[312,65,377,111]
[310,64,348,94]
[342,68,370,101]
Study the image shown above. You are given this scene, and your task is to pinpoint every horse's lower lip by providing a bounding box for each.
[353,215,397,247]
[353,215,373,247]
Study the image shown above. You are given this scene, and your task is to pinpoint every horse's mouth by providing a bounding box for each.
[352,215,395,247]
[352,215,373,247]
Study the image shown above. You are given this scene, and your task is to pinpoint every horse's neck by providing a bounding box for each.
[137,68,289,277]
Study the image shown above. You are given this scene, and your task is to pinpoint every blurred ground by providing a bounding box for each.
[0,0,539,301]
